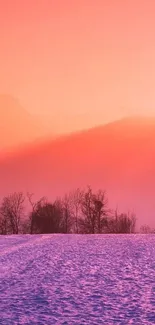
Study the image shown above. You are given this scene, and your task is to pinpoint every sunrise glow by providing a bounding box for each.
[0,0,155,135]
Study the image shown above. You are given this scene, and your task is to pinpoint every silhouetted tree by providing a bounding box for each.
[27,192,46,234]
[107,210,136,233]
[68,188,84,233]
[59,194,73,233]
[140,224,155,234]
[93,189,109,233]
[0,187,138,235]
[30,201,64,234]
[0,192,25,234]
[79,186,108,234]
[0,213,7,235]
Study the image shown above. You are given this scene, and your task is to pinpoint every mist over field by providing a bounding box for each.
[0,96,155,229]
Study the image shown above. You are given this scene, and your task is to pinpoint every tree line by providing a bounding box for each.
[0,186,142,235]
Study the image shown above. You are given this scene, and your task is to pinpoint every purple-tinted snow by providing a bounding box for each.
[0,234,155,324]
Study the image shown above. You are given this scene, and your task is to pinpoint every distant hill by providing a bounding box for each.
[0,116,155,228]
[0,94,52,151]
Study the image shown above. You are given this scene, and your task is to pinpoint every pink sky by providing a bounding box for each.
[0,0,155,133]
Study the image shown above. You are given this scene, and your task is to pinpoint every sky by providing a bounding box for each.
[0,0,155,134]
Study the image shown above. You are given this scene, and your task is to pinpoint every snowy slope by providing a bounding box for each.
[0,234,155,324]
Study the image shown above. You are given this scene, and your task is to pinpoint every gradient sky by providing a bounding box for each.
[0,0,155,134]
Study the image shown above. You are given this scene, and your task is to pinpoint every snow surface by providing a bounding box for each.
[0,234,155,324]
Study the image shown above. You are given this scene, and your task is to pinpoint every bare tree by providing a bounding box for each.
[79,186,108,234]
[69,188,84,233]
[106,209,119,233]
[0,192,25,234]
[80,186,95,233]
[59,194,73,233]
[129,212,136,233]
[93,189,109,233]
[140,224,155,234]
[107,210,136,234]
[27,192,46,234]
[0,213,8,235]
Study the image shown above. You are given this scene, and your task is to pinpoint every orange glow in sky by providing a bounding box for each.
[0,0,155,134]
